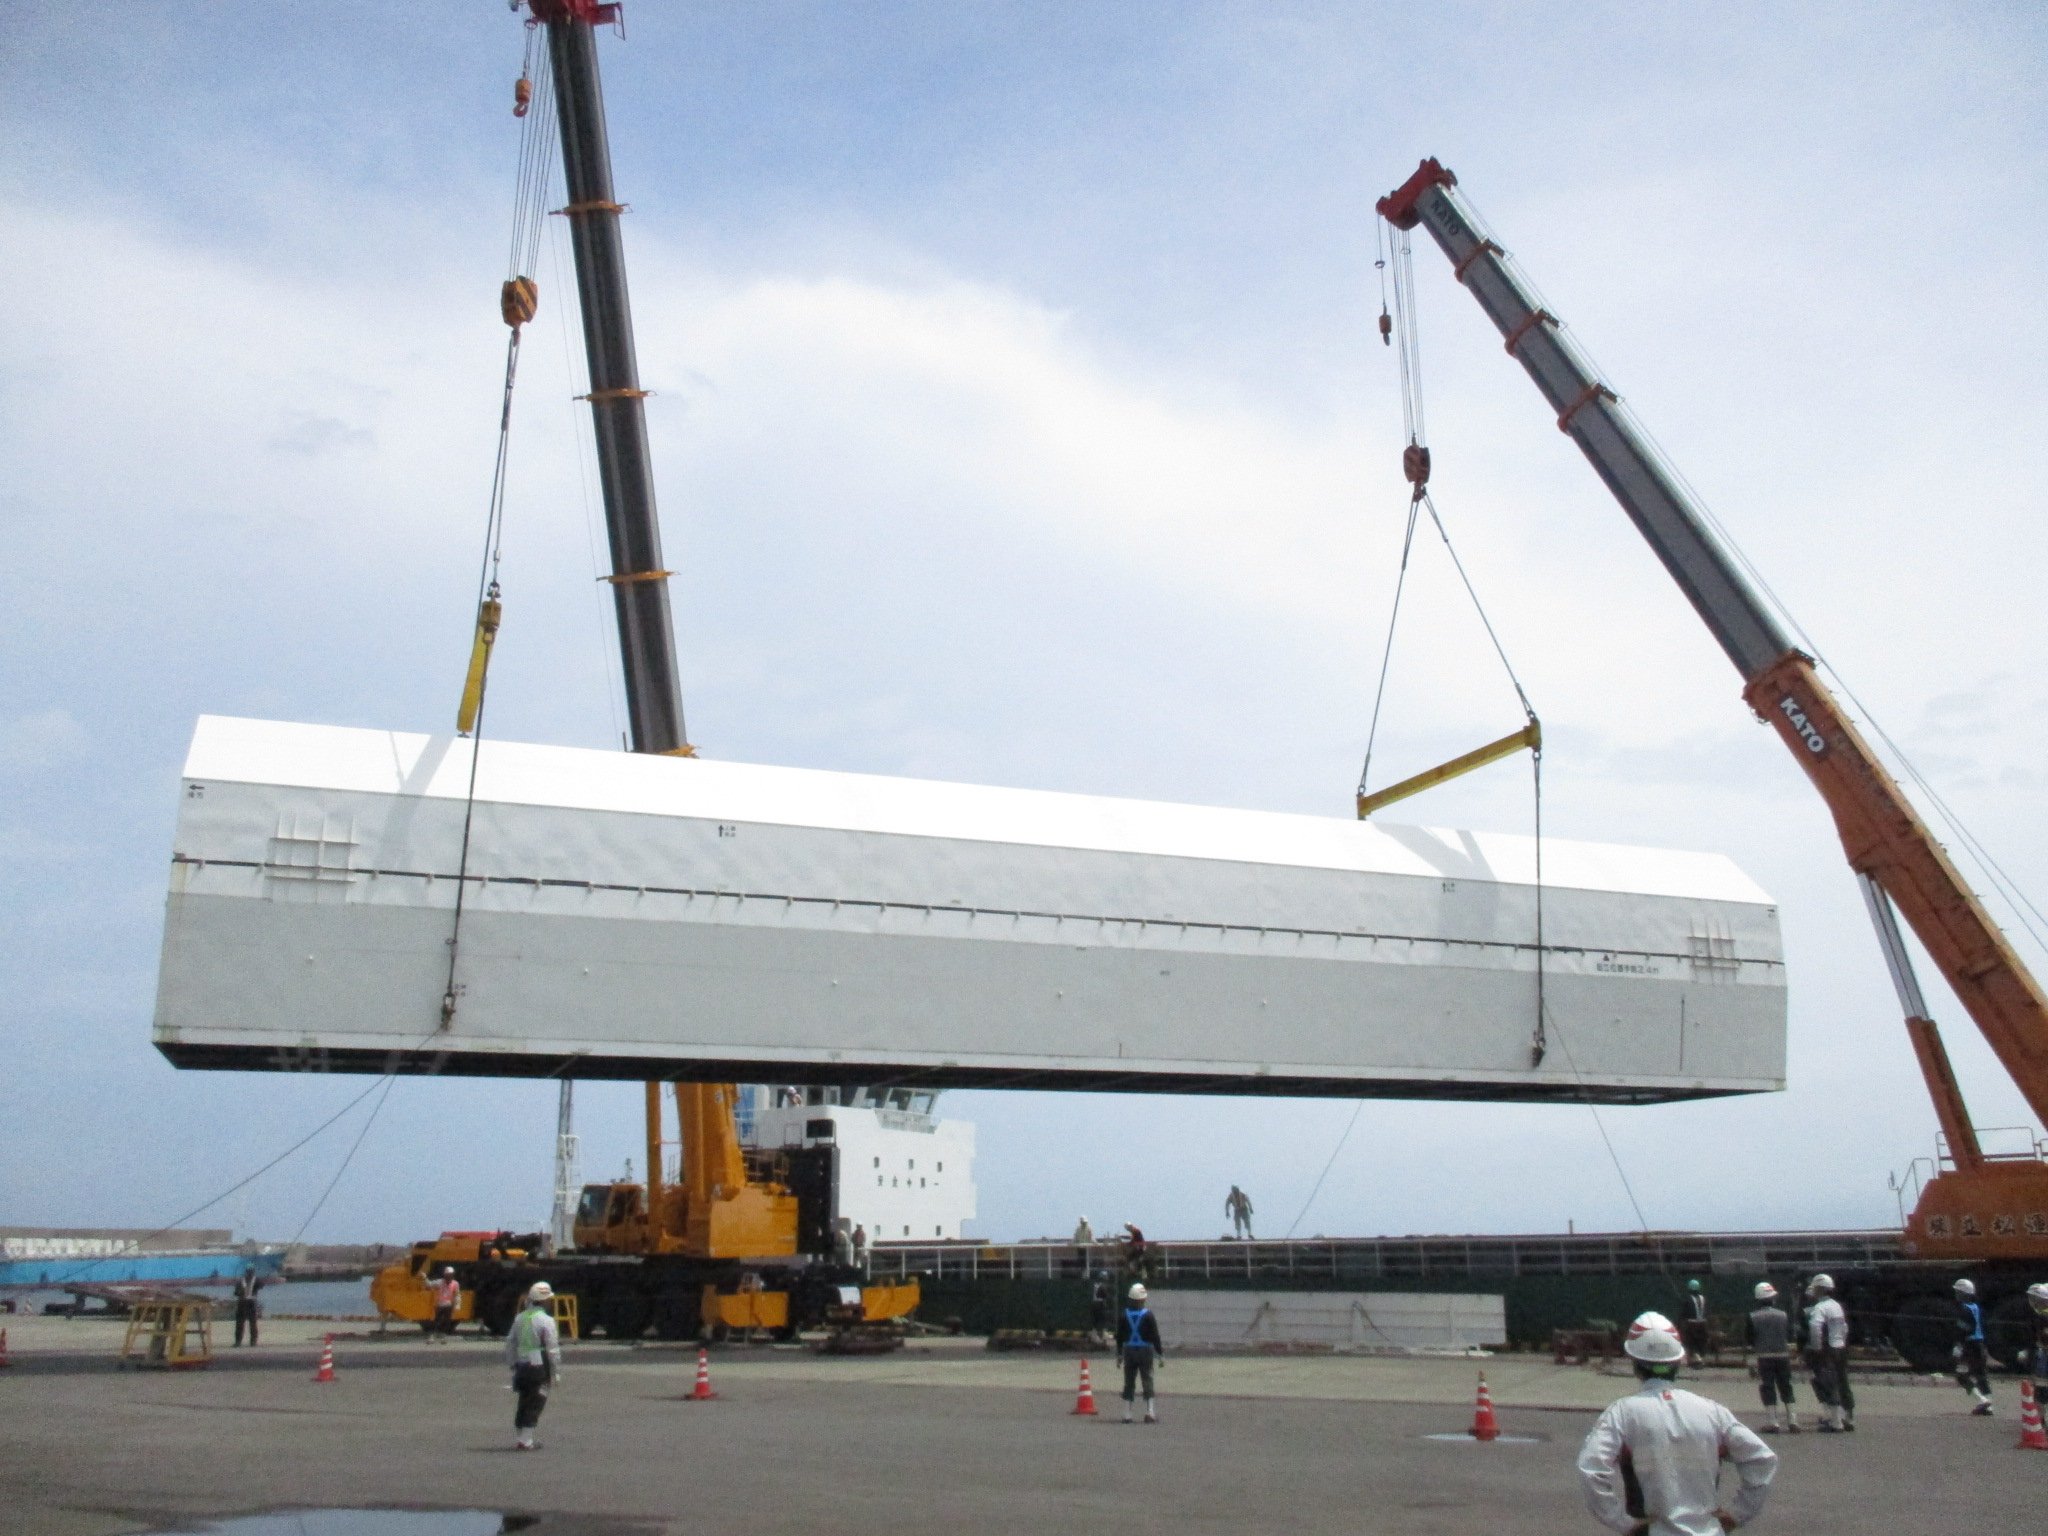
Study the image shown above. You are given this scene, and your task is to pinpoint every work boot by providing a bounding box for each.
[1122,1403,1133,1424]
[1785,1413,1802,1434]
[1972,1395,1994,1416]
[1144,1398,1158,1424]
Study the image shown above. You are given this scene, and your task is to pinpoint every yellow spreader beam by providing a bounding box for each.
[1357,719,1541,820]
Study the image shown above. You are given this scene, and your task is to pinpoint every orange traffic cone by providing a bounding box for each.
[1470,1371,1500,1442]
[686,1346,718,1402]
[312,1333,336,1384]
[2019,1379,2048,1451]
[1072,1357,1099,1416]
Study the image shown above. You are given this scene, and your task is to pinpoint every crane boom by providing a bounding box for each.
[1380,159,2048,1255]
[532,0,775,1259]
[535,0,688,758]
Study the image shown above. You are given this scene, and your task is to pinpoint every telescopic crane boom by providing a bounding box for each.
[1378,159,2048,1262]
[528,0,784,1263]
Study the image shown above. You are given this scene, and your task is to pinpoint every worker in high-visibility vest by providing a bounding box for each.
[504,1282,562,1451]
[1115,1283,1166,1424]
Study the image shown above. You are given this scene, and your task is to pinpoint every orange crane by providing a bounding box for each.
[1379,158,2048,1366]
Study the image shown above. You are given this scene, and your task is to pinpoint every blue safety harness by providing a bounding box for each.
[1124,1306,1154,1356]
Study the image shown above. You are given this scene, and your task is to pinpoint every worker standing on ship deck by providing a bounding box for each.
[231,1266,263,1347]
[1745,1283,1799,1433]
[1951,1278,1994,1415]
[430,1266,460,1342]
[1116,1282,1165,1424]
[1804,1274,1854,1432]
[1225,1185,1254,1241]
[506,1281,562,1451]
[1577,1311,1776,1535]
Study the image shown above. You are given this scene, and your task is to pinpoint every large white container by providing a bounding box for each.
[152,716,1787,1100]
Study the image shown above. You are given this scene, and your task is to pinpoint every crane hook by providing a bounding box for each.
[514,76,533,118]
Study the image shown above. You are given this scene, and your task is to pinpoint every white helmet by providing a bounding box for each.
[1953,1277,1976,1297]
[1754,1282,1777,1301]
[1807,1273,1835,1295]
[527,1281,554,1303]
[2028,1282,2048,1315]
[1128,1283,1149,1302]
[1623,1311,1687,1365]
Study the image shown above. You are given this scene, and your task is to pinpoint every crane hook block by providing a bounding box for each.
[501,277,539,329]
[1378,310,1393,346]
[1402,443,1431,489]
[514,76,533,118]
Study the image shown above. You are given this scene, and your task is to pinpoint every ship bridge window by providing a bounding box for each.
[804,1118,835,1141]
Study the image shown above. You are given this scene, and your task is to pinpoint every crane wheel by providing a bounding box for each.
[1889,1293,1956,1373]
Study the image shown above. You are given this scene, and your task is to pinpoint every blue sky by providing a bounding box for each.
[4,1,2046,1248]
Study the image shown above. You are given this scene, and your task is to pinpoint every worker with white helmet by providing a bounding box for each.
[2027,1282,2048,1391]
[1577,1311,1777,1535]
[1114,1282,1166,1424]
[505,1281,563,1451]
[1951,1277,1993,1415]
[1803,1274,1854,1432]
[1745,1283,1799,1433]
[430,1265,461,1343]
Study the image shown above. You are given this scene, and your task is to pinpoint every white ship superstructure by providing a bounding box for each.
[747,1088,976,1242]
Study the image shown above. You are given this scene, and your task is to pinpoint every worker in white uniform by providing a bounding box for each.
[1577,1310,1777,1536]
[1803,1273,1854,1432]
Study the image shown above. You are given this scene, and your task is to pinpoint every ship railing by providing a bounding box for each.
[864,1229,1904,1284]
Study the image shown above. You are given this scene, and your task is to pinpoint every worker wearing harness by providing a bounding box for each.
[1115,1283,1165,1424]
[1952,1278,1994,1415]
[1577,1311,1777,1536]
[231,1266,264,1348]
[505,1281,562,1451]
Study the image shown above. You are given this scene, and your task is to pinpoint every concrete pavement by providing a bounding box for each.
[1,1315,2039,1534]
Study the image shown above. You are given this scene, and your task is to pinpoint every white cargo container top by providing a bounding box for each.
[178,716,1766,903]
